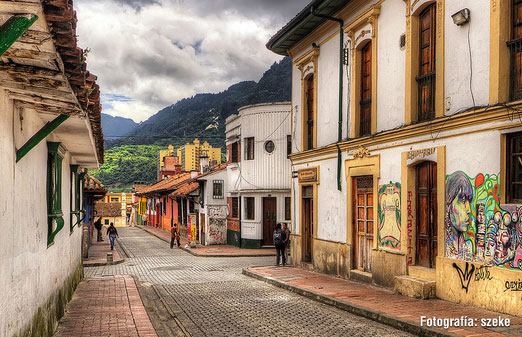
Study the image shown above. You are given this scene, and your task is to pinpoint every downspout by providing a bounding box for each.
[311,7,344,191]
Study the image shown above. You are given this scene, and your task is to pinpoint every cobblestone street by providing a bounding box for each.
[84,227,412,337]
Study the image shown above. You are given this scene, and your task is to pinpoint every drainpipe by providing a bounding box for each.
[311,7,344,191]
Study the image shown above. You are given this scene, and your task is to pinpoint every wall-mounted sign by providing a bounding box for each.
[298,167,318,183]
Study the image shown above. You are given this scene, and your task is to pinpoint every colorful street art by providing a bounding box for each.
[378,182,401,250]
[445,172,522,270]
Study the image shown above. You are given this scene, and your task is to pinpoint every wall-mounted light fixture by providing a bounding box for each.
[451,8,470,26]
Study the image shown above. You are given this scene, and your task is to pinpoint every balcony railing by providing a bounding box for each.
[416,72,435,121]
[508,38,522,101]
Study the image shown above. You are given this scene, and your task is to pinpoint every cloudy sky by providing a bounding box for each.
[75,0,305,122]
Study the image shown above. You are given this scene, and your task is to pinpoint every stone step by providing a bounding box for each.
[394,275,436,299]
[349,269,373,284]
[408,265,436,281]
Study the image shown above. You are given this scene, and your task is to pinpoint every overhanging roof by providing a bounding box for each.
[266,0,349,56]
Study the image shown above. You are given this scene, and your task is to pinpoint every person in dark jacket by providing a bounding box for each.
[107,223,118,250]
[94,217,103,242]
[170,223,180,248]
[273,223,287,266]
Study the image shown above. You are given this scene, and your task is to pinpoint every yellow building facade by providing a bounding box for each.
[177,138,221,171]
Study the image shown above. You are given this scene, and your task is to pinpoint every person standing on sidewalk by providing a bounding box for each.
[282,223,291,264]
[107,222,118,250]
[170,223,181,248]
[273,223,286,266]
[94,217,103,242]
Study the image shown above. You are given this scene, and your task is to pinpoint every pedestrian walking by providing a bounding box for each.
[171,223,181,248]
[107,222,118,250]
[273,223,286,266]
[283,223,291,264]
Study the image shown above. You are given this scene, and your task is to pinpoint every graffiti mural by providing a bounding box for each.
[445,172,522,270]
[207,205,227,245]
[378,182,401,250]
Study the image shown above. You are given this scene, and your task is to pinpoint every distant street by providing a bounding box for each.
[84,227,412,337]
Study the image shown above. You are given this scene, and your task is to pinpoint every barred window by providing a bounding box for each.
[213,180,224,199]
[285,197,291,221]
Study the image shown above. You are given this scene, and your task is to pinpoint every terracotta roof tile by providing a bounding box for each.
[95,202,121,217]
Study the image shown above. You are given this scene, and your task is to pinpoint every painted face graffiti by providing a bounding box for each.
[445,172,522,270]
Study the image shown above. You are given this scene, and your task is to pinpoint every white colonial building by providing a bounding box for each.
[225,102,292,248]
[0,2,103,337]
[267,0,522,315]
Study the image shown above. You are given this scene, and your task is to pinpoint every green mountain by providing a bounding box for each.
[107,56,291,150]
[94,57,291,188]
[101,113,138,140]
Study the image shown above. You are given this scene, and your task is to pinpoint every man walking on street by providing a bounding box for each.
[283,223,291,265]
[273,223,286,266]
[171,223,180,248]
[107,222,118,250]
[94,217,103,242]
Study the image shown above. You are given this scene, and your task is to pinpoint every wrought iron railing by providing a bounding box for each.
[416,72,435,121]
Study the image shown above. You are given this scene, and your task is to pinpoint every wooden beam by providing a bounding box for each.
[15,101,79,116]
[17,29,51,44]
[8,91,80,110]
[3,47,55,61]
[0,63,63,79]
[0,79,74,101]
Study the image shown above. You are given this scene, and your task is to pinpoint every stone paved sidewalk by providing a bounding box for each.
[83,229,123,266]
[244,266,522,337]
[138,225,276,257]
[54,275,157,337]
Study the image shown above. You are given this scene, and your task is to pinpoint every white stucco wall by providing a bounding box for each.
[0,88,83,337]
[445,0,490,115]
[377,0,406,131]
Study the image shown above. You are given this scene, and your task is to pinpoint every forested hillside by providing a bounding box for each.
[93,57,291,188]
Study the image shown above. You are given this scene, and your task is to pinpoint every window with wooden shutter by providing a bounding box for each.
[360,41,372,136]
[47,142,65,247]
[509,0,522,101]
[245,137,254,160]
[507,132,522,203]
[417,3,436,121]
[287,135,292,158]
[305,75,314,150]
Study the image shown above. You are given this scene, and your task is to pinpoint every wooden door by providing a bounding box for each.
[360,41,372,136]
[302,186,313,262]
[306,75,314,150]
[353,176,374,272]
[263,197,277,245]
[416,161,438,268]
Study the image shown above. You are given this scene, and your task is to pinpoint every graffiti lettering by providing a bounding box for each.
[474,265,493,282]
[453,262,475,293]
[504,280,522,292]
[407,191,413,265]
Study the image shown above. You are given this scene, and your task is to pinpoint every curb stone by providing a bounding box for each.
[136,225,276,257]
[83,240,126,267]
[242,268,459,337]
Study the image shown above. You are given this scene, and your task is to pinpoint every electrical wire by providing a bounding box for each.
[467,20,476,107]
